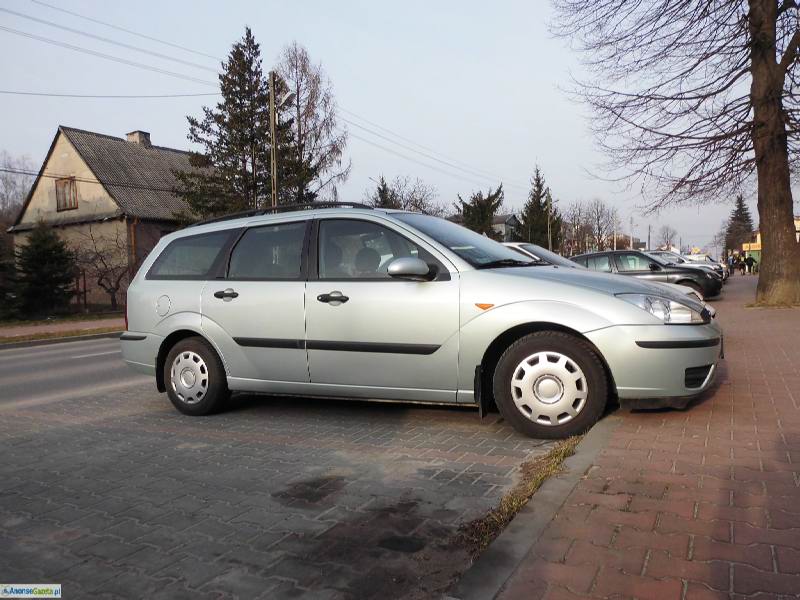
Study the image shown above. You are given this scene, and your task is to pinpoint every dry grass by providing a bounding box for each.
[458,435,582,557]
[0,327,122,345]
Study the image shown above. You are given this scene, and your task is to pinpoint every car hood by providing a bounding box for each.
[490,265,694,304]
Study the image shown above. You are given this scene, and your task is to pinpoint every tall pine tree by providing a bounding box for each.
[516,167,564,250]
[724,195,755,255]
[15,222,76,317]
[175,28,296,218]
[454,185,504,239]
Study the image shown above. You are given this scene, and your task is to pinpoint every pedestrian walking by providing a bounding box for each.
[738,256,746,275]
[746,254,756,274]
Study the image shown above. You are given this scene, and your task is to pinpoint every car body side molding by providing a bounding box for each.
[233,337,440,355]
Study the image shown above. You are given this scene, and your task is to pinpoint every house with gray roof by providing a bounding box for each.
[9,126,195,306]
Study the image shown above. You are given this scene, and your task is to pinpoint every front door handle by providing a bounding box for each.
[317,291,349,304]
[214,288,239,300]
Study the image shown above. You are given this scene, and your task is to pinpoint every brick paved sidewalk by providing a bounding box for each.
[0,317,124,339]
[498,276,800,599]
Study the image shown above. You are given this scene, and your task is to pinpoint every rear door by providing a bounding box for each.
[304,217,460,401]
[200,220,310,383]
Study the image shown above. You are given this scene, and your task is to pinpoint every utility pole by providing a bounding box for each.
[629,216,634,249]
[269,71,278,208]
[546,192,553,251]
[679,236,683,253]
[647,224,651,250]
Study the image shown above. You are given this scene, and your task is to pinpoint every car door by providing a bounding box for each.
[613,252,668,283]
[304,217,460,402]
[200,220,310,385]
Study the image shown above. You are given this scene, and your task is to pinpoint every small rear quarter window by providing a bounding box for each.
[147,229,235,279]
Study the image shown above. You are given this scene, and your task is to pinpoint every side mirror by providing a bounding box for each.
[387,257,433,281]
[648,262,660,271]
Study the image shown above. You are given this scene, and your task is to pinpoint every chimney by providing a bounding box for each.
[126,130,151,146]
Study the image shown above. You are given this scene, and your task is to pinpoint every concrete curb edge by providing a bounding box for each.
[447,413,622,600]
[0,331,123,350]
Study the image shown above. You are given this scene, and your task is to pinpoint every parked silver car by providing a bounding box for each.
[121,204,723,439]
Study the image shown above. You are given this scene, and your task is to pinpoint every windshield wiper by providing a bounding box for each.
[476,258,537,269]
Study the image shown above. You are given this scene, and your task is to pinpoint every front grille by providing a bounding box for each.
[685,365,713,388]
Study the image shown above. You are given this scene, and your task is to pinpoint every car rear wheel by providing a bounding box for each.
[164,337,229,416]
[492,331,608,439]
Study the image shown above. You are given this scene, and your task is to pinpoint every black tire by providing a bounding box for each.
[164,337,229,416]
[492,331,608,439]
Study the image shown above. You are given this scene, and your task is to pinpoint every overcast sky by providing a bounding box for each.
[0,0,769,252]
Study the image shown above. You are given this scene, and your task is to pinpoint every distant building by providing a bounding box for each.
[8,126,195,306]
[741,216,800,262]
[492,213,520,242]
[448,212,520,241]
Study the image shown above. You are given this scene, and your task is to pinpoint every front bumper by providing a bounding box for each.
[585,322,722,402]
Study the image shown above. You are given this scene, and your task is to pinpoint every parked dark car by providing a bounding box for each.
[571,250,722,299]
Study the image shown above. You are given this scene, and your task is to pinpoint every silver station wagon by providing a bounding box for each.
[121,203,723,439]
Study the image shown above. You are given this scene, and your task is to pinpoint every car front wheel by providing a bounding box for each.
[164,337,229,416]
[492,331,608,439]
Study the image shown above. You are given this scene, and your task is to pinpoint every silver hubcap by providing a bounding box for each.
[170,351,208,405]
[511,351,588,426]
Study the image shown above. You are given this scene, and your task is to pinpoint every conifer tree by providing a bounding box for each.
[724,195,755,255]
[176,27,295,217]
[454,185,504,239]
[15,222,76,316]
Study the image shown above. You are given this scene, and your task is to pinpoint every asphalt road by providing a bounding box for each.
[0,336,149,410]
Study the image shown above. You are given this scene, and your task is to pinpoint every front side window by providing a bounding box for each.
[55,177,78,211]
[318,219,440,279]
[615,253,653,272]
[147,229,235,279]
[228,222,306,280]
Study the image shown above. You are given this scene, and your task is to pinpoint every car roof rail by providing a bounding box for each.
[187,202,375,227]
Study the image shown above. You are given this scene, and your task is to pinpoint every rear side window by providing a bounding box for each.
[147,230,234,280]
[228,222,306,280]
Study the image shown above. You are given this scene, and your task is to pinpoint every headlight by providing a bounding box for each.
[616,293,709,324]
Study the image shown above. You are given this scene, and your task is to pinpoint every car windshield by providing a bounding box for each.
[518,244,584,269]
[645,253,671,266]
[394,213,536,268]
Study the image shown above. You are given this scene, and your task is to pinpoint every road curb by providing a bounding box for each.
[446,413,622,600]
[0,331,123,350]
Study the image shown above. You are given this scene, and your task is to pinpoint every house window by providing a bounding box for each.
[55,177,78,211]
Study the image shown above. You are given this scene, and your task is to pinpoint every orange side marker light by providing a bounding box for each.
[475,303,494,310]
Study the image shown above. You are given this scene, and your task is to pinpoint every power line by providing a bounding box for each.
[0,25,216,87]
[349,133,497,189]
[8,4,532,194]
[0,8,219,73]
[341,108,523,186]
[0,90,219,99]
[30,0,221,61]
[0,166,188,195]
[341,117,527,191]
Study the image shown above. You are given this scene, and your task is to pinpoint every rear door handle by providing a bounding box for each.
[317,291,349,304]
[214,288,239,300]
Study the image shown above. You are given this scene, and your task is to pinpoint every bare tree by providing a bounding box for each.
[276,42,350,201]
[363,175,443,215]
[74,224,129,310]
[658,225,678,249]
[587,198,613,250]
[552,0,800,304]
[0,151,34,220]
